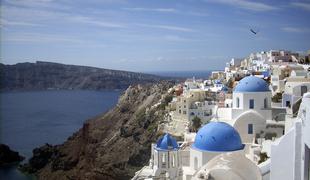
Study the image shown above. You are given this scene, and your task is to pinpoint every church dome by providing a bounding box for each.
[192,122,244,152]
[156,133,179,151]
[234,76,270,92]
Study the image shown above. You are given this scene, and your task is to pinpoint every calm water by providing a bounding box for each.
[0,90,121,180]
[149,70,213,79]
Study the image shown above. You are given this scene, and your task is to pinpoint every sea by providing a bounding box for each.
[0,90,121,180]
[0,70,213,180]
[149,70,213,79]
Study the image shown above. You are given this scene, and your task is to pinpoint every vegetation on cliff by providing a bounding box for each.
[20,82,174,180]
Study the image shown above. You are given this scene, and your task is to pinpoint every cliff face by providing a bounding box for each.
[0,144,25,166]
[0,61,164,90]
[21,82,173,180]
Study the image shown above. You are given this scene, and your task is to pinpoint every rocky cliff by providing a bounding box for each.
[20,82,174,180]
[0,144,25,166]
[0,61,165,90]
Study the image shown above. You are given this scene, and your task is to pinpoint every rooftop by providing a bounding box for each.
[234,76,270,92]
[156,133,179,151]
[192,122,244,152]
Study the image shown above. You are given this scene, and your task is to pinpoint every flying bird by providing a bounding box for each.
[250,29,258,35]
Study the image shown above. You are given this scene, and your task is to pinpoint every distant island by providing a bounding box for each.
[0,61,168,91]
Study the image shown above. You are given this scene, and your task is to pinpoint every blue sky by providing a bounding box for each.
[1,0,310,72]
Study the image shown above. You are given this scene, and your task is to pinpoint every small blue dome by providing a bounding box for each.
[234,76,270,92]
[192,122,244,152]
[156,133,179,151]
[214,80,222,84]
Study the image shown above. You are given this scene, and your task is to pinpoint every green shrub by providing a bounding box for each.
[258,152,269,164]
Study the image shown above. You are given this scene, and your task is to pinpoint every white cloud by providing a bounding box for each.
[2,33,84,43]
[0,19,42,27]
[137,24,194,32]
[68,16,126,28]
[1,4,70,23]
[282,27,310,33]
[155,57,166,62]
[1,4,125,29]
[3,0,71,11]
[2,32,109,49]
[123,7,209,17]
[187,11,209,17]
[291,2,310,11]
[164,35,190,42]
[205,0,277,12]
[122,7,177,13]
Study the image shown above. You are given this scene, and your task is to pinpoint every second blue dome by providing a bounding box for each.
[156,133,179,151]
[234,76,270,92]
[192,122,244,152]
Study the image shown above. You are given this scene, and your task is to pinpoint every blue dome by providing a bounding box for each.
[234,76,270,92]
[192,122,244,152]
[156,133,179,151]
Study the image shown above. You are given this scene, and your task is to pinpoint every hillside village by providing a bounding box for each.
[133,49,310,180]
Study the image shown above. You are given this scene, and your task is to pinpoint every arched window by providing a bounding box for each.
[162,153,166,162]
[236,97,240,108]
[249,99,254,109]
[172,154,176,167]
[248,124,253,134]
[162,153,166,168]
[264,98,268,109]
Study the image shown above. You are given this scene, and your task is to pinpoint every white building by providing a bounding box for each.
[184,78,202,92]
[282,81,310,109]
[267,50,299,62]
[268,92,310,180]
[217,76,278,145]
[193,152,262,180]
[173,89,216,124]
[209,81,225,93]
[184,122,247,179]
[134,122,262,180]
[133,133,183,179]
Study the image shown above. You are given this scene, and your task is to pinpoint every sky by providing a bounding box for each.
[0,0,310,72]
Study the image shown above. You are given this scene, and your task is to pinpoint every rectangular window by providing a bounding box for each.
[162,155,166,168]
[248,124,253,134]
[301,86,308,96]
[172,154,176,167]
[264,98,268,109]
[286,101,291,108]
[249,99,254,109]
[236,98,240,108]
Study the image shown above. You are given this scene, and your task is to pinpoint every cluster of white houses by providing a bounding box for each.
[133,50,310,180]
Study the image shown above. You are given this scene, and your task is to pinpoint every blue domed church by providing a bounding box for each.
[148,133,183,179]
[133,121,263,180]
[189,122,245,173]
[216,76,276,145]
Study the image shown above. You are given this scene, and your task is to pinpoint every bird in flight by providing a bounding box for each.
[250,29,258,35]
